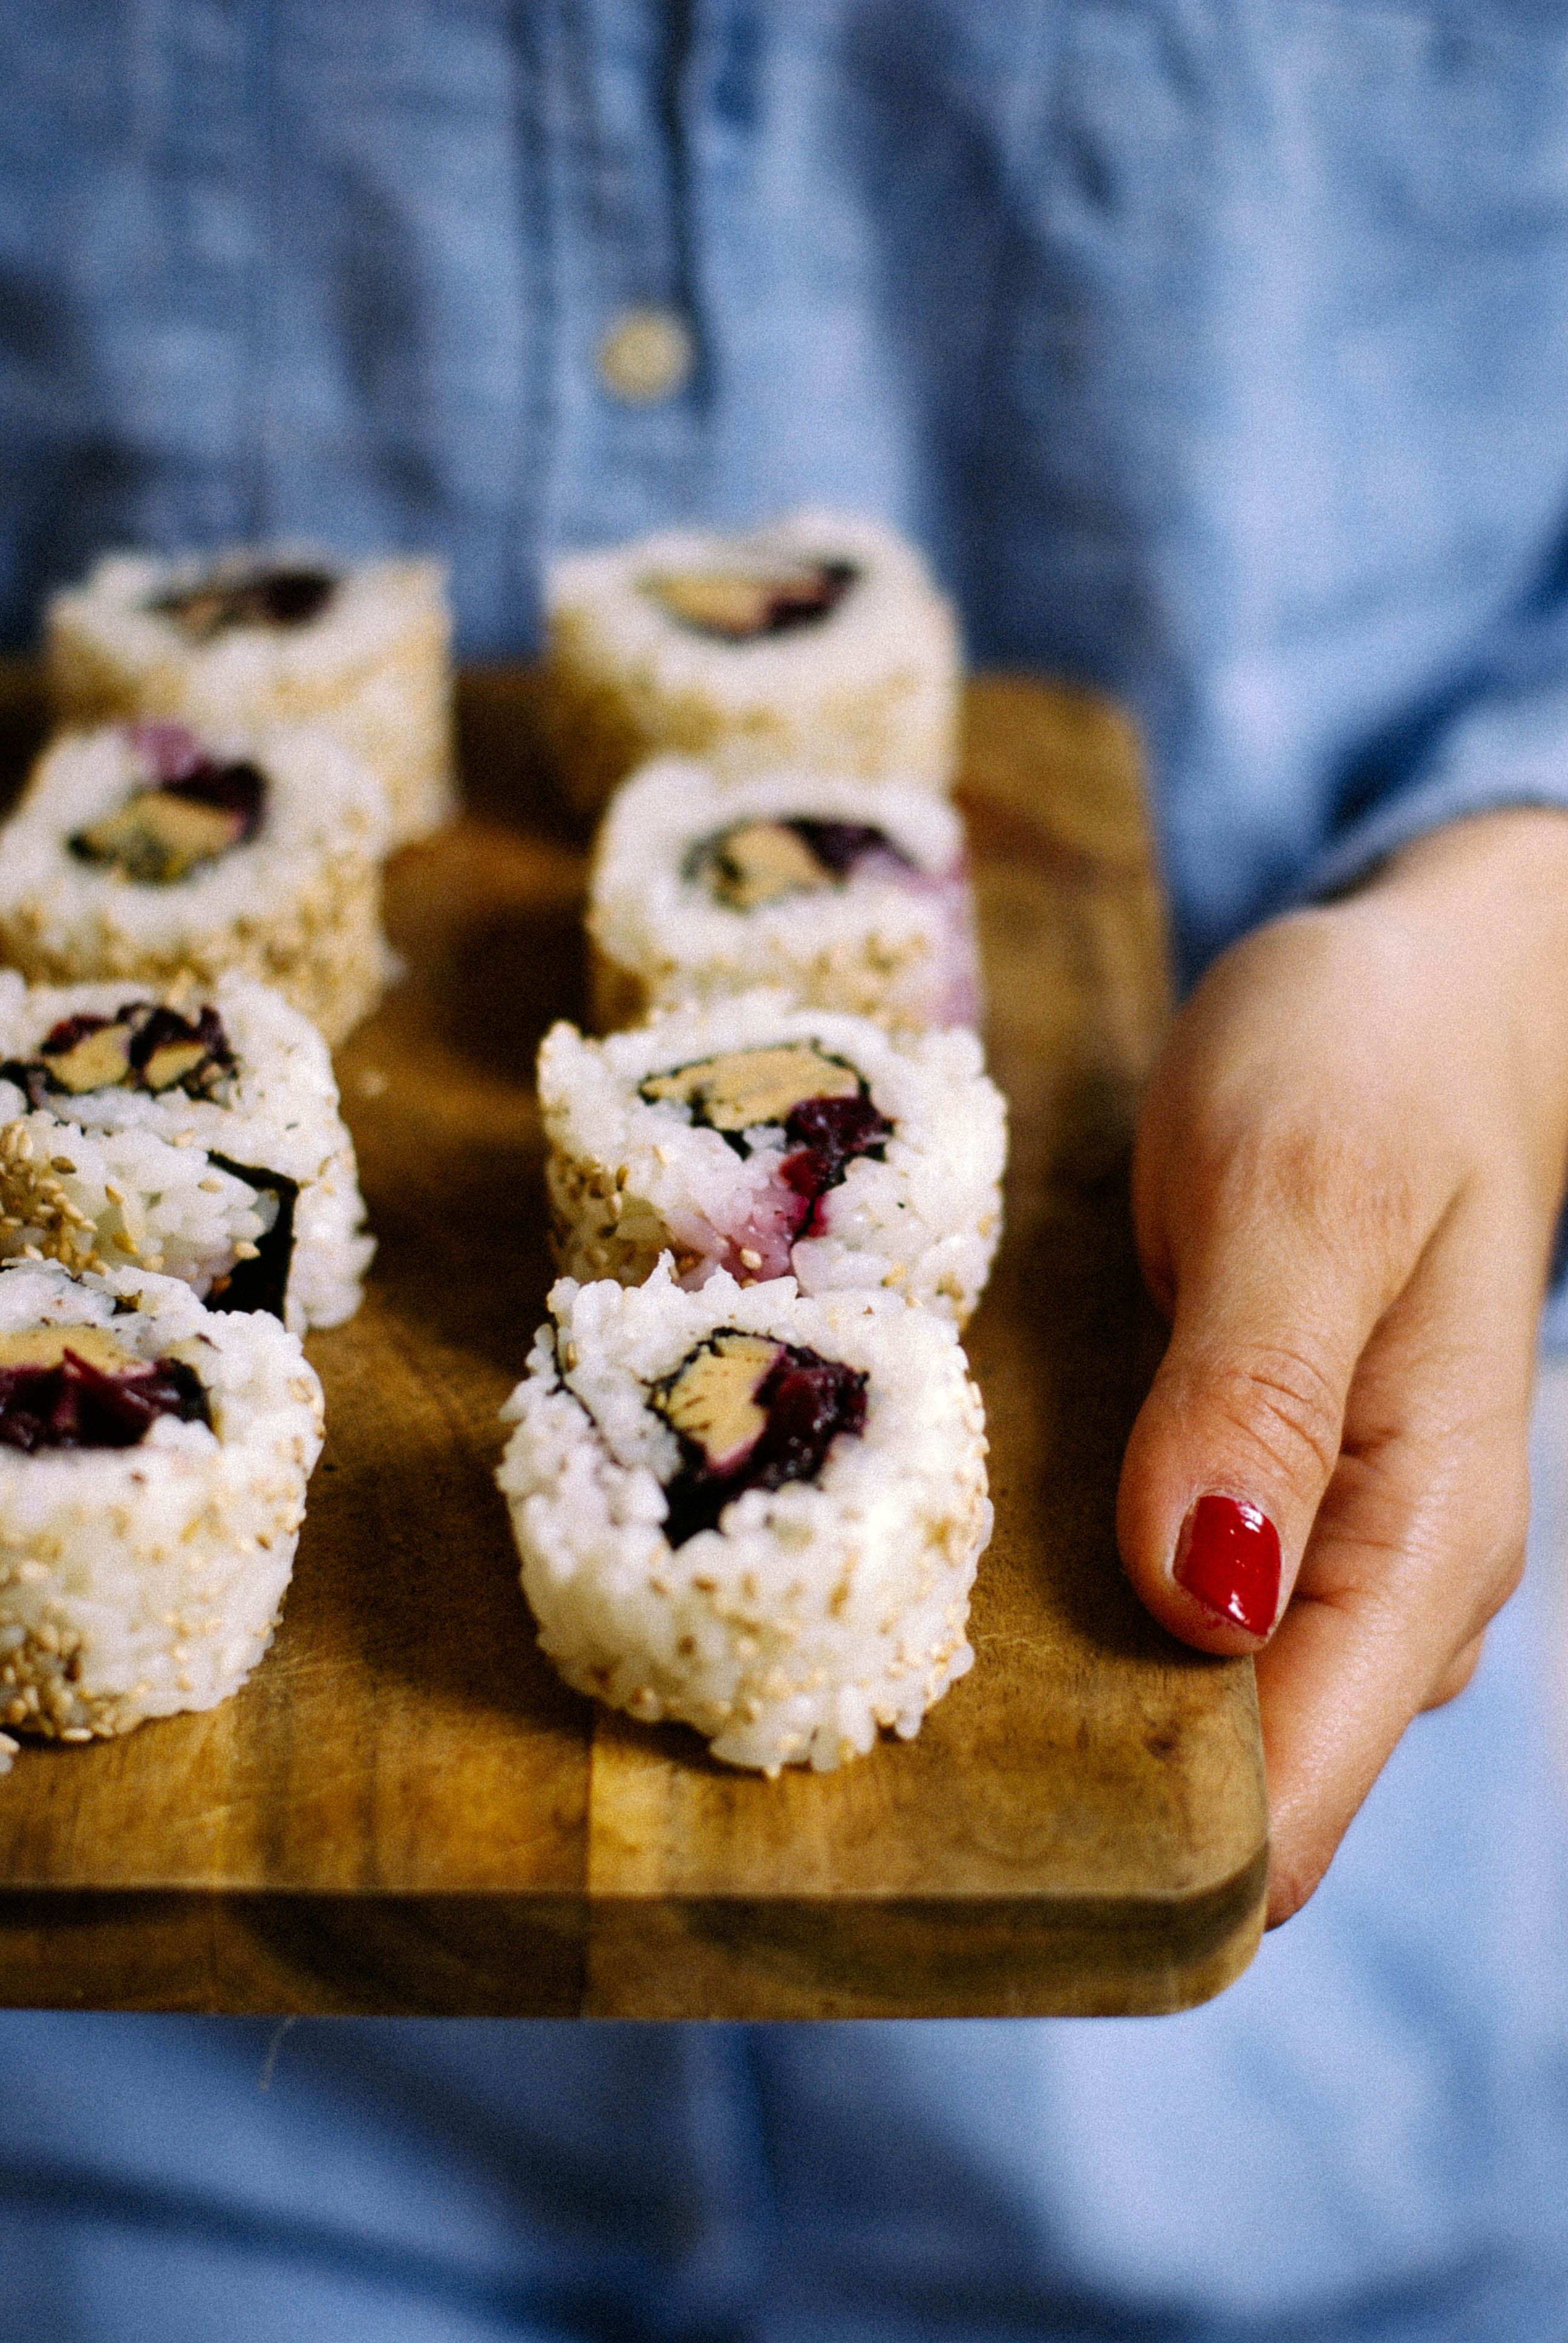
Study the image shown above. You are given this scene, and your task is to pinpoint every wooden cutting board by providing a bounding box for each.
[0,666,1267,2019]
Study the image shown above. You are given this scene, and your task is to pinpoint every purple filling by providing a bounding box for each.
[1,1001,235,1109]
[661,1341,868,1547]
[150,565,336,634]
[668,559,860,643]
[158,758,267,841]
[784,818,912,879]
[756,560,858,637]
[779,1093,893,1234]
[125,1002,234,1081]
[69,730,267,873]
[247,568,336,626]
[0,1351,211,1453]
[129,722,208,783]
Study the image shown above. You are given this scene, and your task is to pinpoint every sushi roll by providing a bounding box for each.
[587,756,981,1032]
[0,719,389,1046]
[47,549,456,848]
[497,1262,991,1774]
[0,970,374,1331]
[539,992,1005,1326]
[543,508,961,817]
[0,1257,324,1744]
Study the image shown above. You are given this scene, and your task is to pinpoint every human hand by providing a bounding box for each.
[1118,810,1568,1924]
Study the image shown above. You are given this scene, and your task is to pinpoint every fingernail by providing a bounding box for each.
[1175,1495,1281,1636]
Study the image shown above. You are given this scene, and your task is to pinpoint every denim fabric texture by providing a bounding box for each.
[2,4,1568,2338]
[5,4,1568,978]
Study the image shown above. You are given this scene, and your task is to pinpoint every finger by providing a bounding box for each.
[1422,1631,1486,1711]
[1256,1186,1535,1924]
[1118,1120,1428,1655]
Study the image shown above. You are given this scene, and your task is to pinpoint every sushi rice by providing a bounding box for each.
[0,971,373,1331]
[544,508,961,816]
[0,1259,324,1747]
[587,756,981,1032]
[497,1262,991,1774]
[0,720,390,1046]
[539,991,1005,1326]
[47,549,456,848]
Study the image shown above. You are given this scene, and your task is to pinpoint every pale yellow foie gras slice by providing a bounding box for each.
[43,1024,134,1094]
[642,565,831,640]
[74,791,241,885]
[0,1325,140,1374]
[701,822,831,912]
[639,1043,861,1134]
[656,1331,782,1472]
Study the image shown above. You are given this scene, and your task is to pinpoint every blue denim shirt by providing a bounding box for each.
[6,3,1568,980]
[4,8,1568,2340]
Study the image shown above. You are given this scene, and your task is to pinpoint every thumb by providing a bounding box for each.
[1117,1173,1414,1653]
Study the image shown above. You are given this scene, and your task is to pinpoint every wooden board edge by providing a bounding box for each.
[0,1840,1265,2019]
[0,1892,587,2018]
[581,1844,1269,2020]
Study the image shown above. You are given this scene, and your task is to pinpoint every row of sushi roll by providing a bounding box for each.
[497,510,1008,1775]
[0,546,457,1765]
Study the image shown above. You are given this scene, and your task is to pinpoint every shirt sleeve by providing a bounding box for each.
[1290,577,1568,1343]
[1299,582,1568,905]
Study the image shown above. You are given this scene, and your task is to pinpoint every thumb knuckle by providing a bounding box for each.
[1201,1342,1344,1494]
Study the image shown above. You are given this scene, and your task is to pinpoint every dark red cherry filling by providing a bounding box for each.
[150,565,337,639]
[779,1093,893,1236]
[2,1001,235,1108]
[0,1349,210,1453]
[785,819,910,878]
[648,559,860,643]
[689,816,913,911]
[157,759,266,839]
[658,1337,868,1547]
[753,559,858,636]
[126,1003,236,1089]
[68,730,266,883]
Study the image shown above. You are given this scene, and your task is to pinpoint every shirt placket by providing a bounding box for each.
[535,0,710,551]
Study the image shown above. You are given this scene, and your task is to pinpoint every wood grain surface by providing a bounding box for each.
[0,665,1267,2018]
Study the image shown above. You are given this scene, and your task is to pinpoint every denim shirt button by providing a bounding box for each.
[596,307,694,404]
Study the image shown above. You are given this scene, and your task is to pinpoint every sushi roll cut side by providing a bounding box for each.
[543,508,961,817]
[497,1263,991,1774]
[588,756,981,1031]
[0,721,390,1046]
[47,549,456,848]
[0,1259,324,1743]
[539,992,1005,1326]
[0,971,373,1331]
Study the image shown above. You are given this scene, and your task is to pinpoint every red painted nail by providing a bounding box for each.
[1175,1495,1281,1636]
